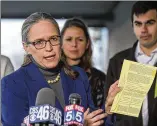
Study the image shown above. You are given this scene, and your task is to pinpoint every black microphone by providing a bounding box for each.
[64,93,84,126]
[69,93,81,105]
[29,88,62,126]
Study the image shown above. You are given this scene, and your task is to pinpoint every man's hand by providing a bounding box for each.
[105,80,121,114]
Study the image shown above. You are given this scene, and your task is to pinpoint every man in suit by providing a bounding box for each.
[105,1,157,126]
[1,55,14,79]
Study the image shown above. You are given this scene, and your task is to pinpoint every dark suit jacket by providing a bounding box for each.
[1,62,95,126]
[149,98,157,126]
[105,42,157,126]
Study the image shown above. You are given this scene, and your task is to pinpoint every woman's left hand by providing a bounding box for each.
[84,108,108,126]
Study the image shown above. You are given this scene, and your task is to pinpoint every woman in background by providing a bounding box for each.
[61,17,106,108]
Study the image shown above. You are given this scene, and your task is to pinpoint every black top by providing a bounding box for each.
[87,67,106,108]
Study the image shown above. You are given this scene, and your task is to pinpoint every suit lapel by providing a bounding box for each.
[155,62,157,67]
[129,41,138,61]
[60,69,75,105]
[24,62,51,92]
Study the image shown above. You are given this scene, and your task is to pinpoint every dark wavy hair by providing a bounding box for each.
[22,12,78,79]
[131,1,157,24]
[61,17,92,71]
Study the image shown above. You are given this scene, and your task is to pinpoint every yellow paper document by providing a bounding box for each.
[111,59,157,117]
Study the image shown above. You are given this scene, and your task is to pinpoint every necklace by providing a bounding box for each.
[47,73,60,84]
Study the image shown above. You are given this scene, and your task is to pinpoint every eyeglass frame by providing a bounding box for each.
[25,35,61,49]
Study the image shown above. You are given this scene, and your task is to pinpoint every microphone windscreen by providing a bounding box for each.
[35,88,55,106]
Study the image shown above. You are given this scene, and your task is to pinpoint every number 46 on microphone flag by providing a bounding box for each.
[29,104,62,125]
[64,104,84,126]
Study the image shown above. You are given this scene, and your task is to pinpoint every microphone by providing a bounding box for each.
[64,93,84,126]
[69,93,81,105]
[29,88,62,126]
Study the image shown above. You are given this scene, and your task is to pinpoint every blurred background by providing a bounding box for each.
[1,1,136,74]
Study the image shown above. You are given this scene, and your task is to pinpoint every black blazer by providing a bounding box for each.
[105,42,157,126]
[149,98,157,126]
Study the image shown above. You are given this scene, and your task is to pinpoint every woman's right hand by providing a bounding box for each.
[84,108,108,126]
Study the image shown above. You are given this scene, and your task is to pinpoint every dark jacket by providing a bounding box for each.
[88,67,106,108]
[1,62,95,126]
[149,98,157,126]
[105,42,157,126]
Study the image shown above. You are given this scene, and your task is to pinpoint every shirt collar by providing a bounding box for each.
[135,41,157,57]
